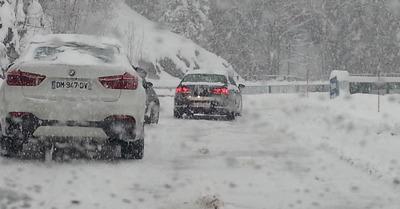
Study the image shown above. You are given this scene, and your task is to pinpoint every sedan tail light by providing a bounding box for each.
[7,69,46,86]
[214,88,229,95]
[176,87,190,93]
[99,72,138,90]
[9,112,35,117]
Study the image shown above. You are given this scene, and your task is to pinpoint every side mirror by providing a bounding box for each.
[238,84,245,89]
[133,66,147,78]
[145,81,153,88]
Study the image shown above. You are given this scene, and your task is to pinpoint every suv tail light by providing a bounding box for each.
[214,88,229,95]
[105,115,134,121]
[176,87,190,93]
[104,115,135,140]
[7,69,46,86]
[99,72,138,90]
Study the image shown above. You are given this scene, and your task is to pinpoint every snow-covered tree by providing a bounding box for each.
[0,0,52,63]
[321,0,400,75]
[0,0,19,62]
[19,0,52,49]
[0,41,10,72]
[39,0,113,35]
[159,0,212,44]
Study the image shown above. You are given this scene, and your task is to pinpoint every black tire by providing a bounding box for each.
[150,106,160,124]
[145,106,160,124]
[144,115,151,124]
[226,111,236,121]
[120,138,144,160]
[0,136,23,157]
[236,100,243,116]
[174,110,183,119]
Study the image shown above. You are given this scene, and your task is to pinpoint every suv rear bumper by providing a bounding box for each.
[4,113,137,141]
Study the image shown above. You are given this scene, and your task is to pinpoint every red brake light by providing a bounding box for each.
[105,115,134,120]
[9,112,34,117]
[176,87,189,93]
[99,72,138,90]
[214,88,229,95]
[7,69,46,86]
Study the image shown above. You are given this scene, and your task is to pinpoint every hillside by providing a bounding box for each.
[106,0,237,86]
[0,0,239,87]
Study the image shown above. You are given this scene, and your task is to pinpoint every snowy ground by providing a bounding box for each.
[1,92,400,209]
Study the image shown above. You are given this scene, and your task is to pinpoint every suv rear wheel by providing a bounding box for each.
[120,138,144,159]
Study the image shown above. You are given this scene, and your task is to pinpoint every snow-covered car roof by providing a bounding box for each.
[28,34,123,49]
[180,71,231,86]
[16,34,129,66]
[184,69,233,78]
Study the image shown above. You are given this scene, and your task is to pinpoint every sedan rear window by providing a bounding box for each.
[182,74,227,84]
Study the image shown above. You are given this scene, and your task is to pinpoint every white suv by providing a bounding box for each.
[0,34,147,160]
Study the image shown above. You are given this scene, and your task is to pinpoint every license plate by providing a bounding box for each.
[192,102,210,108]
[51,80,92,90]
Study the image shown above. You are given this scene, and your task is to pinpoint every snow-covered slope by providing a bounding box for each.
[82,0,237,87]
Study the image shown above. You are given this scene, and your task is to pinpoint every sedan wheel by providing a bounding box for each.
[226,111,236,121]
[174,110,183,119]
[0,136,24,157]
[236,99,243,116]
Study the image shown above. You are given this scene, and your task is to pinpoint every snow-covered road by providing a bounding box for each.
[1,93,400,209]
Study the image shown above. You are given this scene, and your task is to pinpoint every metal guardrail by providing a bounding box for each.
[154,83,331,96]
[241,84,330,94]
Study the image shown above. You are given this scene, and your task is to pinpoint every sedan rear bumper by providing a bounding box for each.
[174,95,234,115]
[174,106,231,116]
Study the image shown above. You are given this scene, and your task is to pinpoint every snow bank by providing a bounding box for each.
[329,70,349,81]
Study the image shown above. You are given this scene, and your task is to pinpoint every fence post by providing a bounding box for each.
[307,69,309,97]
[378,70,381,112]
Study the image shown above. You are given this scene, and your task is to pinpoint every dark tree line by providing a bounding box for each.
[126,0,400,81]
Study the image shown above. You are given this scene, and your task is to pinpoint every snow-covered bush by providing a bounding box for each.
[0,42,9,70]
